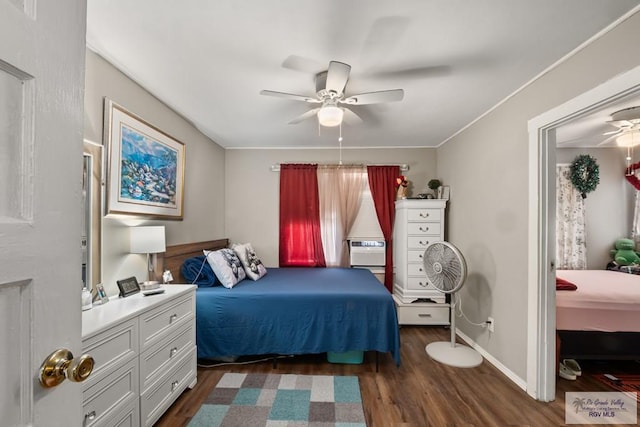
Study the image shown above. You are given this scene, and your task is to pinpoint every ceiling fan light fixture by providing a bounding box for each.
[317,105,343,127]
[616,131,640,147]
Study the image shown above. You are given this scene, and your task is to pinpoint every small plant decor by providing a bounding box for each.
[428,179,441,197]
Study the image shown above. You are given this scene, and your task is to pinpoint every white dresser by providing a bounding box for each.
[82,284,197,427]
[393,199,450,325]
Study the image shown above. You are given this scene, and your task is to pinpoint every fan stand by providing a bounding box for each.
[425,294,483,368]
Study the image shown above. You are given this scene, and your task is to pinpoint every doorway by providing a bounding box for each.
[527,65,640,401]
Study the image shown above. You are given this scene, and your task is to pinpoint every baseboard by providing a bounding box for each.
[456,329,528,392]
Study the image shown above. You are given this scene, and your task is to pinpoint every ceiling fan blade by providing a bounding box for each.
[366,65,452,79]
[288,108,321,124]
[606,119,634,129]
[342,89,404,105]
[342,107,363,125]
[281,55,324,74]
[597,134,620,146]
[260,90,320,103]
[325,61,351,95]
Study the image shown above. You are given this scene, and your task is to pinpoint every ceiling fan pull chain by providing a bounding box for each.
[339,123,343,165]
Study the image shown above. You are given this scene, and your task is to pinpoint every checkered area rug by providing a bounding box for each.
[189,373,367,426]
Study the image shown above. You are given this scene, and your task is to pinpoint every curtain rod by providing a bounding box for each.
[270,163,409,172]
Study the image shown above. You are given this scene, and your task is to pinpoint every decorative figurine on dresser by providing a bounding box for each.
[392,198,450,326]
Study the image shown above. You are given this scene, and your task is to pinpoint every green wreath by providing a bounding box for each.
[570,154,599,199]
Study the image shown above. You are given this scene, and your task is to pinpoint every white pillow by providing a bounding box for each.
[204,248,246,289]
[232,243,268,281]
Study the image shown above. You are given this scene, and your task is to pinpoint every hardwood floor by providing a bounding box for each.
[156,326,629,426]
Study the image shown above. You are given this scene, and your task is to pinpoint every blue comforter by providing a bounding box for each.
[195,267,401,365]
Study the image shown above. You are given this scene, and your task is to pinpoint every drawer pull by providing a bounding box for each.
[85,410,96,422]
[419,226,429,232]
[419,213,429,218]
[418,281,427,287]
[418,254,423,258]
[418,313,433,318]
[169,314,178,323]
[171,380,179,392]
[170,347,178,358]
[419,241,430,246]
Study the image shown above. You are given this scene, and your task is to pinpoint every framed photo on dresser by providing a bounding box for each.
[440,186,450,200]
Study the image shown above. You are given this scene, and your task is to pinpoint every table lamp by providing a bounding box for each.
[130,226,166,288]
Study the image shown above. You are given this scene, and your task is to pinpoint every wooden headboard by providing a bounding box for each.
[158,238,229,284]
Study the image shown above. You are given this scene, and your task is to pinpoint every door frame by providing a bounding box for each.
[526,65,640,401]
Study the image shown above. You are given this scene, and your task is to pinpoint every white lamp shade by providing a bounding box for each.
[130,226,166,254]
[317,106,344,127]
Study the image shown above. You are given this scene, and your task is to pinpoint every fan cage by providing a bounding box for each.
[423,242,467,294]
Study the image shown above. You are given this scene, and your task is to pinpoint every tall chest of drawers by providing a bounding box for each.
[81,284,196,427]
[393,199,449,324]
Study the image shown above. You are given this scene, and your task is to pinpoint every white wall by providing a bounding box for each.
[436,12,640,381]
[556,148,634,269]
[225,148,437,267]
[84,50,226,296]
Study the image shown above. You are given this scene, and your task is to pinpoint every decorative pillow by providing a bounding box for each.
[556,277,577,291]
[232,243,268,281]
[204,249,246,289]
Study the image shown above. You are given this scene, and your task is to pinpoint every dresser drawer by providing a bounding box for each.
[407,209,441,222]
[89,399,139,427]
[407,263,428,277]
[140,293,194,351]
[140,346,197,427]
[406,276,439,291]
[407,222,441,236]
[407,236,439,249]
[408,250,425,263]
[140,321,195,391]
[396,303,450,325]
[82,318,138,389]
[82,359,138,427]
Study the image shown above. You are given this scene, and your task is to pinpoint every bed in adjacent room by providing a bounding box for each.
[556,269,640,359]
[160,239,401,366]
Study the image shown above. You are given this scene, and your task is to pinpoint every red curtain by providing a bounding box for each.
[367,165,400,292]
[279,164,326,267]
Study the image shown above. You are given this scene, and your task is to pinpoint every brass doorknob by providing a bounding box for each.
[39,348,95,388]
[68,354,95,382]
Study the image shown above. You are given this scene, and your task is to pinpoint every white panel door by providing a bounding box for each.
[0,1,87,425]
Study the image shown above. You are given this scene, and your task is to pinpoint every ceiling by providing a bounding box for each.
[556,93,640,148]
[86,1,640,149]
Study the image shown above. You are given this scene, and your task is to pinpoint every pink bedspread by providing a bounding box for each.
[556,269,640,332]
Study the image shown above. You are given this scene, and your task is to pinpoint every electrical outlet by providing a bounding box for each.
[487,317,495,333]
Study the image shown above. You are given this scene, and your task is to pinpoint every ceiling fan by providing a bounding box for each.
[260,60,404,127]
[603,106,640,137]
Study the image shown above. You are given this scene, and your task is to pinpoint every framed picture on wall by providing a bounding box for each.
[104,98,185,219]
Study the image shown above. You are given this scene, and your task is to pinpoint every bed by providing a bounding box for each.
[556,269,640,360]
[160,240,401,366]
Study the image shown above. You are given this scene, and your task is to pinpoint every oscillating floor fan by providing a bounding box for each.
[423,242,483,368]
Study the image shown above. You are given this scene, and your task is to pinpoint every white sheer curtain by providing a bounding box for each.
[556,164,587,269]
[317,166,366,267]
